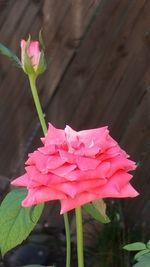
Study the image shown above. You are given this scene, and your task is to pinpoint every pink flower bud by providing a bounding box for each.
[21,39,46,76]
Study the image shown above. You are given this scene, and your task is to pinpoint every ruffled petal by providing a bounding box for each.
[26,150,66,173]
[65,125,80,149]
[44,123,66,146]
[60,192,99,214]
[98,145,128,161]
[53,178,107,198]
[22,186,67,207]
[117,183,139,198]
[26,150,49,173]
[59,149,76,163]
[50,163,76,176]
[25,166,67,186]
[78,126,108,145]
[11,173,29,187]
[59,150,101,170]
[38,144,56,155]
[92,171,132,194]
[46,156,66,170]
[63,161,110,181]
[108,156,136,177]
[89,171,138,198]
[74,145,100,157]
[79,127,116,153]
[76,156,100,171]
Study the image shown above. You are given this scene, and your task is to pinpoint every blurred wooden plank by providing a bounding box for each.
[41,0,102,104]
[45,0,148,131]
[0,1,29,41]
[121,87,150,231]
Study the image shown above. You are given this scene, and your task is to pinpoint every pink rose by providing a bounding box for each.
[11,123,139,214]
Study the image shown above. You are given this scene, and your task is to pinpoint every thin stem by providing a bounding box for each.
[75,207,84,267]
[64,212,71,267]
[28,75,47,135]
[28,74,71,267]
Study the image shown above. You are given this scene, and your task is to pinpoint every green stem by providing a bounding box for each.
[75,207,84,267]
[28,74,71,267]
[28,75,47,135]
[64,212,71,267]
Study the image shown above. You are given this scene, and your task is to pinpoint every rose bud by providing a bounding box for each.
[21,36,46,77]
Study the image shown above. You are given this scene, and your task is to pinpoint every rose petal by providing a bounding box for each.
[38,145,56,155]
[22,186,67,207]
[59,150,103,171]
[11,173,29,187]
[65,125,80,149]
[99,145,129,161]
[44,123,66,146]
[78,126,112,151]
[60,192,99,214]
[50,164,76,176]
[76,156,100,171]
[59,149,76,163]
[117,183,139,198]
[74,145,100,157]
[26,150,49,173]
[28,41,40,69]
[109,156,136,176]
[90,171,138,198]
[63,161,110,181]
[53,178,107,198]
[25,166,67,186]
[46,156,66,170]
[92,171,133,194]
[26,150,66,173]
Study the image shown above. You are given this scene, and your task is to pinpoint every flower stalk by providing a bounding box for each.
[64,213,71,267]
[28,75,47,134]
[28,74,71,267]
[75,207,84,267]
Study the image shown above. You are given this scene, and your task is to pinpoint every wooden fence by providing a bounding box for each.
[0,0,150,236]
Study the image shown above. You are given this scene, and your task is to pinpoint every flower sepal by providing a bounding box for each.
[35,49,46,76]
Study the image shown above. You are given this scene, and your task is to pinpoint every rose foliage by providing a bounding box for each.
[11,123,139,214]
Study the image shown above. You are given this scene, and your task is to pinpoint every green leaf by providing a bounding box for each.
[0,43,21,67]
[92,199,109,219]
[133,261,150,267]
[22,265,47,267]
[0,188,44,256]
[146,240,150,249]
[83,200,110,224]
[123,242,147,251]
[134,249,150,261]
[133,253,150,267]
[22,265,54,267]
